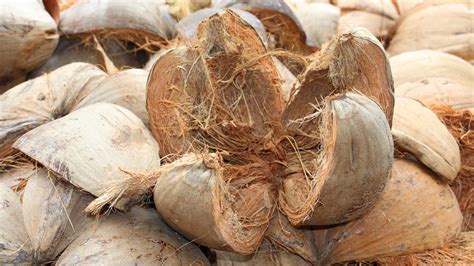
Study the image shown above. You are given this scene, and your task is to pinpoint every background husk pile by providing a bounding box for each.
[0,0,472,265]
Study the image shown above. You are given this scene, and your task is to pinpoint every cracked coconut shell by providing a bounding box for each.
[313,159,463,264]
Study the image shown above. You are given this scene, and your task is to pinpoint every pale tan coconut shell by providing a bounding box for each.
[292,3,340,47]
[334,0,399,19]
[280,93,393,226]
[388,4,474,61]
[0,167,34,189]
[377,231,474,265]
[13,103,161,214]
[390,50,474,88]
[338,11,396,40]
[59,0,176,51]
[392,97,461,181]
[313,159,463,264]
[393,0,474,16]
[22,168,93,262]
[0,184,32,264]
[167,0,211,20]
[57,207,209,265]
[153,153,274,254]
[0,0,59,90]
[215,241,311,266]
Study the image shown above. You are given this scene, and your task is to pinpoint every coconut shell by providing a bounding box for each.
[272,57,296,102]
[57,207,209,265]
[395,78,474,110]
[280,93,393,226]
[388,4,474,61]
[393,0,474,15]
[59,0,176,52]
[0,0,59,91]
[392,97,461,181]
[338,11,396,40]
[313,159,463,264]
[167,0,211,20]
[153,153,274,254]
[390,50,474,88]
[22,168,93,262]
[13,103,161,214]
[334,0,399,19]
[0,167,34,189]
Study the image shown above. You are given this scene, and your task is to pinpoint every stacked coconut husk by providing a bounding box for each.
[0,0,473,265]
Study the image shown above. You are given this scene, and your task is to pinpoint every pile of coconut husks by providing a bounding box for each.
[0,0,472,265]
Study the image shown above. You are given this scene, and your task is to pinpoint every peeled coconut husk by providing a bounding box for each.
[22,168,93,262]
[388,4,474,61]
[338,11,396,41]
[390,50,474,88]
[13,103,161,214]
[272,57,296,102]
[291,3,340,48]
[333,0,399,19]
[59,0,176,52]
[313,159,463,264]
[377,231,474,265]
[215,241,311,266]
[57,207,209,265]
[0,0,59,90]
[392,97,461,181]
[395,78,474,110]
[167,0,211,20]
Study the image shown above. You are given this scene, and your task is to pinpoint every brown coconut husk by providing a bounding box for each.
[429,104,473,230]
[57,207,209,265]
[392,97,461,181]
[167,0,211,20]
[395,78,474,111]
[313,159,463,264]
[389,50,474,88]
[0,0,59,91]
[377,231,474,265]
[338,11,396,42]
[13,103,161,215]
[59,0,176,53]
[388,4,474,61]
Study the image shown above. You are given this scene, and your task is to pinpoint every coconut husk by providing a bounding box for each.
[338,11,396,41]
[388,4,474,61]
[272,57,296,102]
[153,153,274,254]
[43,0,60,23]
[390,50,474,88]
[144,48,172,72]
[291,3,340,48]
[0,167,35,191]
[395,78,474,110]
[0,0,59,91]
[0,184,31,264]
[215,241,311,266]
[280,93,393,226]
[429,104,473,230]
[59,0,176,52]
[333,0,399,19]
[377,231,474,265]
[57,207,209,265]
[13,103,161,215]
[313,159,463,264]
[167,0,211,20]
[393,0,474,15]
[392,97,461,181]
[22,168,93,262]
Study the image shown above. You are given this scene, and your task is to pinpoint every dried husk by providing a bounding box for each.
[22,168,93,263]
[333,0,400,19]
[392,97,461,181]
[338,11,396,40]
[395,78,474,110]
[0,0,59,91]
[0,167,34,189]
[57,207,209,265]
[388,4,474,61]
[0,184,31,264]
[390,50,474,88]
[13,103,161,214]
[280,93,393,226]
[313,159,463,264]
[153,153,274,254]
[393,0,474,15]
[377,231,474,265]
[272,57,296,102]
[215,241,311,266]
[167,0,211,20]
[59,0,176,52]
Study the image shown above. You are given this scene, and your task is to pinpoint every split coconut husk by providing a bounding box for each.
[13,103,161,214]
[389,50,474,88]
[395,78,474,110]
[393,0,474,16]
[429,104,473,230]
[313,159,463,264]
[333,0,400,19]
[59,0,176,52]
[0,0,59,91]
[272,57,297,102]
[377,231,474,265]
[392,97,461,181]
[0,165,34,189]
[388,4,474,61]
[167,0,211,20]
[338,11,396,41]
[57,207,209,265]
[215,241,311,266]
